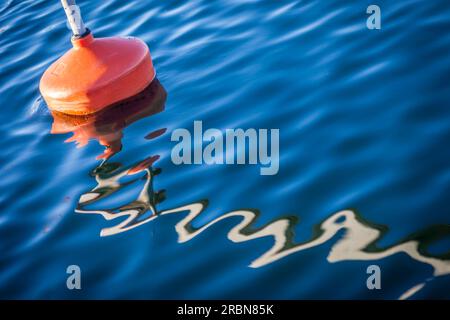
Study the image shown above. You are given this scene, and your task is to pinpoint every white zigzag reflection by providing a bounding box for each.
[76,163,450,298]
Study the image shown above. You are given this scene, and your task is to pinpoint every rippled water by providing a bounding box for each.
[1,0,450,299]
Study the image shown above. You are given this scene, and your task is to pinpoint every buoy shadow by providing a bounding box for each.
[50,78,167,159]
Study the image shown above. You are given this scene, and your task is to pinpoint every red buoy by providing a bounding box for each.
[40,0,156,115]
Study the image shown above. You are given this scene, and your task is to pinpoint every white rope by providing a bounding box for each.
[60,0,86,36]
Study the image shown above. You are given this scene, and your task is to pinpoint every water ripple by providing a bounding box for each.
[1,0,450,299]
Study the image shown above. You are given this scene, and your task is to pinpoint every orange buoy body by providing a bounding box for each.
[40,31,156,115]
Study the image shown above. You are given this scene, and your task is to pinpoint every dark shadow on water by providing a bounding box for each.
[50,78,167,160]
[49,78,450,299]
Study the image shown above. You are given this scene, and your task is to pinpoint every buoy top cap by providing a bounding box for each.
[71,30,94,48]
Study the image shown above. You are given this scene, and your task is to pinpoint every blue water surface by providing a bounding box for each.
[0,0,450,299]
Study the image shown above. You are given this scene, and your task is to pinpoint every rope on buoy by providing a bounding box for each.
[60,0,86,37]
